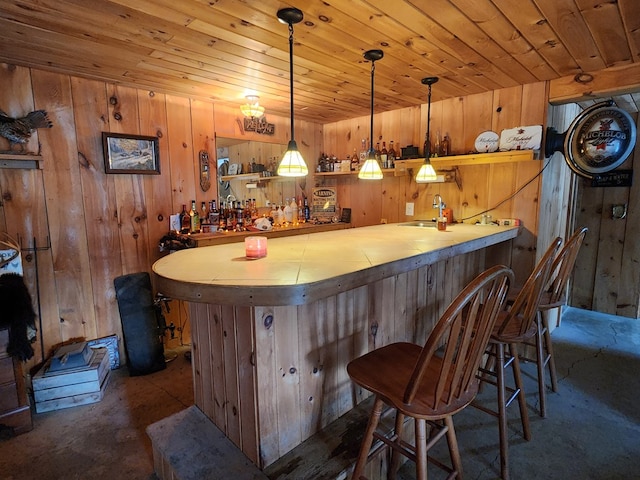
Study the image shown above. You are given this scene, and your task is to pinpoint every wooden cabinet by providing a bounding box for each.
[0,328,33,435]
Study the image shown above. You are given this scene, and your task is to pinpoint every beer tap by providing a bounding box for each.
[433,194,445,219]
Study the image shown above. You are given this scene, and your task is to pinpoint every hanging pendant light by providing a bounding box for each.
[240,95,265,118]
[416,76,439,183]
[276,8,308,178]
[358,49,384,180]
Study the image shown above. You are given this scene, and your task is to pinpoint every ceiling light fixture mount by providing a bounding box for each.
[276,7,308,178]
[240,95,265,118]
[416,76,440,183]
[358,49,385,180]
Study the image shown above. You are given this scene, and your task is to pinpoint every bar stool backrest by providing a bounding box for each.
[497,237,562,339]
[403,265,514,410]
[544,227,588,308]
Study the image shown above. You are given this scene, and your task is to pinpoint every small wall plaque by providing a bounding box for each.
[591,169,633,187]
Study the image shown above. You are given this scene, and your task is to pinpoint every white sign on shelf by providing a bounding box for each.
[499,125,542,151]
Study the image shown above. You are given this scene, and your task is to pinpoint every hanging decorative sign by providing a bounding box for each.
[499,125,542,151]
[244,115,275,135]
[545,101,637,179]
[199,150,211,192]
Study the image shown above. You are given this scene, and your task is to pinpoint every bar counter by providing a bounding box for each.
[152,223,520,470]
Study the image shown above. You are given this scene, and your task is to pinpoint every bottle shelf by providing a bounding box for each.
[431,149,536,168]
[220,173,291,181]
[314,168,395,177]
[394,150,536,175]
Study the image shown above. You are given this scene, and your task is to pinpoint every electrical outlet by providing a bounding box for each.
[405,202,414,216]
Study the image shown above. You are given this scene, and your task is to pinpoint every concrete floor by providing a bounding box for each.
[1,307,639,480]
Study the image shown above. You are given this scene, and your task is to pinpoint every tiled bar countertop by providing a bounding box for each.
[153,223,520,306]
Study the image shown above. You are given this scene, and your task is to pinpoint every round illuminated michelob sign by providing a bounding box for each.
[564,102,636,179]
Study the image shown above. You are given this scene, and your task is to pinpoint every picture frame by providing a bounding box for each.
[102,132,160,174]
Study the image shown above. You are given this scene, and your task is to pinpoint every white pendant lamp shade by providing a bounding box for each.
[358,49,384,181]
[276,8,308,178]
[415,161,438,183]
[277,140,309,176]
[359,156,384,180]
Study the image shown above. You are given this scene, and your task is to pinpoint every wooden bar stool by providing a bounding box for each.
[474,237,561,480]
[519,227,588,416]
[347,265,514,480]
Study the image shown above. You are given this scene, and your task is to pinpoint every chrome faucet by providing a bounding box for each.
[433,194,445,219]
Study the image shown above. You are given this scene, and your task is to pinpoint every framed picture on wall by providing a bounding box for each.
[102,132,160,174]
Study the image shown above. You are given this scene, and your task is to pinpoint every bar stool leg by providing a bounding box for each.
[540,312,558,392]
[415,418,428,480]
[444,416,463,478]
[509,343,531,440]
[351,397,384,480]
[496,343,509,480]
[534,319,548,418]
[388,411,406,480]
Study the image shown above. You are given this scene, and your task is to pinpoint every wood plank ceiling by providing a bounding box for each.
[1,0,640,123]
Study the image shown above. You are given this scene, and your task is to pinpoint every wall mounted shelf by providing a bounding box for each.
[313,169,395,177]
[394,150,536,176]
[0,153,43,170]
[220,173,289,182]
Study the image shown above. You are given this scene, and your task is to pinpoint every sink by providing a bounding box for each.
[397,220,437,227]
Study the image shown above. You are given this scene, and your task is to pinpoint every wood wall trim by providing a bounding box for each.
[549,63,640,105]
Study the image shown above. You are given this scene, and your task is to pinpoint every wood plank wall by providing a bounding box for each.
[0,64,321,371]
[570,112,640,318]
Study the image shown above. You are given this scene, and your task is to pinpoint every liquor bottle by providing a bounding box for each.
[303,197,311,222]
[275,204,285,226]
[189,200,200,234]
[179,204,190,234]
[434,130,441,157]
[235,201,244,231]
[200,202,208,226]
[375,142,381,161]
[290,197,298,224]
[284,198,293,223]
[208,200,219,226]
[388,141,396,168]
[441,134,450,156]
[218,201,227,231]
[226,202,235,231]
[298,198,305,223]
[359,139,367,166]
[380,141,388,168]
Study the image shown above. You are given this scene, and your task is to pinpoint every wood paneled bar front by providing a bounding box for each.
[152,223,520,471]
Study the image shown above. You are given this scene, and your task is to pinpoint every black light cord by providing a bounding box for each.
[368,60,375,155]
[458,154,553,223]
[288,22,295,142]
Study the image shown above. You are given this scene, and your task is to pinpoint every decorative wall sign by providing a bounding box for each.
[474,131,499,153]
[591,169,633,187]
[547,101,637,179]
[199,150,211,191]
[244,115,275,135]
[499,125,542,151]
[102,132,160,174]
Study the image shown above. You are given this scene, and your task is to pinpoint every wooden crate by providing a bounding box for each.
[33,348,110,413]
